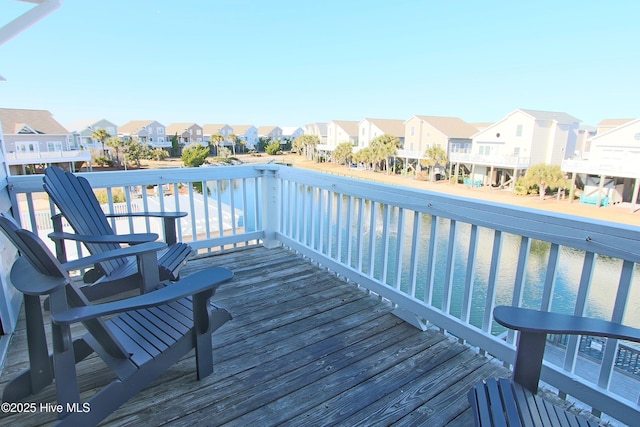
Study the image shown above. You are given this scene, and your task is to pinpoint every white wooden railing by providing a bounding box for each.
[7,164,640,425]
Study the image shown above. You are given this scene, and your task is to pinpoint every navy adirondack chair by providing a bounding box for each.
[0,214,232,426]
[43,166,194,299]
[468,306,640,426]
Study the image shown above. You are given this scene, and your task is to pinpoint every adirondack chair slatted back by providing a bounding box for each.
[0,214,131,360]
[43,166,126,276]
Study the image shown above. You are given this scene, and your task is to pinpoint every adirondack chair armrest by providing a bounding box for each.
[61,241,167,272]
[494,305,640,392]
[48,230,159,245]
[105,211,187,220]
[51,267,233,325]
[104,211,187,245]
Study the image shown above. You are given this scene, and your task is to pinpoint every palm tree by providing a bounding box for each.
[421,146,449,181]
[333,142,353,166]
[92,128,111,156]
[106,137,125,167]
[523,164,566,200]
[209,133,224,156]
[228,133,239,156]
[370,134,400,173]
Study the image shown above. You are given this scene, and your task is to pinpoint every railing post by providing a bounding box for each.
[257,165,281,249]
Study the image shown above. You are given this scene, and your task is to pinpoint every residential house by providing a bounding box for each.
[562,118,640,208]
[281,126,304,145]
[356,118,405,151]
[66,118,118,151]
[203,124,233,149]
[317,120,359,161]
[0,108,91,175]
[118,120,169,148]
[258,126,283,143]
[326,120,359,149]
[451,109,580,188]
[400,115,478,175]
[304,122,327,144]
[596,118,634,136]
[231,125,259,151]
[166,123,205,147]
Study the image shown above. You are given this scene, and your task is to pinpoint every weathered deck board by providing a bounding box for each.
[0,245,509,427]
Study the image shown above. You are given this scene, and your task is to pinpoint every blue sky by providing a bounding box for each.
[1,0,638,128]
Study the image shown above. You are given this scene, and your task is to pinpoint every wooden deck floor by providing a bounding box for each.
[0,245,510,426]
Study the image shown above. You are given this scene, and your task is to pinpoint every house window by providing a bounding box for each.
[513,147,520,156]
[516,125,523,137]
[196,129,202,135]
[410,126,415,137]
[16,141,38,153]
[47,141,63,151]
[158,128,164,135]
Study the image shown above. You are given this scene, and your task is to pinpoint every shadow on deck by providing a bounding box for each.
[0,246,509,426]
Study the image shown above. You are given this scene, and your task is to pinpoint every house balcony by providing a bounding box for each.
[396,149,423,159]
[450,152,530,169]
[563,157,640,179]
[2,164,640,425]
[5,149,91,166]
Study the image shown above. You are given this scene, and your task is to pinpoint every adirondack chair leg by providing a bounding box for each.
[163,217,178,246]
[24,295,54,393]
[193,291,214,380]
[50,290,82,415]
[3,337,94,402]
[512,331,547,393]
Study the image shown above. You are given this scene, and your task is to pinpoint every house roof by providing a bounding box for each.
[0,108,68,135]
[66,118,100,132]
[281,126,303,135]
[593,117,640,140]
[258,126,280,135]
[118,120,158,134]
[202,124,230,135]
[231,125,255,134]
[331,120,359,136]
[518,109,580,124]
[362,118,405,137]
[412,116,478,138]
[597,118,635,127]
[165,123,201,135]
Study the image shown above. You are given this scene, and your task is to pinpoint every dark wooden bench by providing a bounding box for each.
[468,305,640,426]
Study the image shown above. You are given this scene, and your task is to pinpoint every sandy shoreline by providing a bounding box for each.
[258,154,640,227]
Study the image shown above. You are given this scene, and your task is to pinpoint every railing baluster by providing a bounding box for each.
[346,195,354,267]
[327,189,334,257]
[356,198,365,271]
[507,235,531,344]
[203,180,212,246]
[482,229,503,335]
[443,219,458,314]
[367,201,377,278]
[215,181,224,245]
[408,211,421,298]
[336,193,343,262]
[460,224,479,341]
[424,216,439,304]
[564,252,596,371]
[187,183,197,243]
[541,243,561,311]
[394,207,405,290]
[381,204,390,282]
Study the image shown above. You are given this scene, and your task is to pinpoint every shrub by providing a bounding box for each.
[93,155,113,167]
[94,188,126,204]
[265,141,282,155]
[181,144,210,167]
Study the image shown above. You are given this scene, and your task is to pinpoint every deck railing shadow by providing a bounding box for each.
[7,163,640,425]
